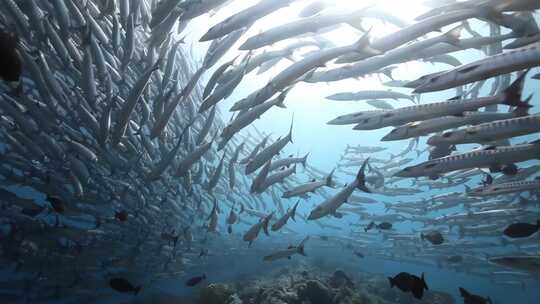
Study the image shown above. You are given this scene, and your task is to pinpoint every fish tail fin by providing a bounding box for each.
[326,169,335,187]
[422,272,428,290]
[511,95,532,117]
[301,153,309,167]
[443,24,464,47]
[502,70,532,108]
[134,286,142,295]
[262,213,274,236]
[288,115,294,143]
[356,158,370,193]
[388,277,394,288]
[276,98,287,109]
[352,28,381,56]
[298,236,309,256]
[290,200,300,221]
[276,88,291,109]
[420,233,425,241]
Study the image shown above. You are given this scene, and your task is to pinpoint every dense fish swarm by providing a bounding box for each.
[0,0,540,303]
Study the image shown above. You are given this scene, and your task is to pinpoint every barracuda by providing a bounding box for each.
[282,169,334,199]
[468,178,540,196]
[428,111,540,146]
[308,159,370,220]
[395,140,540,179]
[413,43,540,93]
[382,108,528,141]
[351,72,529,131]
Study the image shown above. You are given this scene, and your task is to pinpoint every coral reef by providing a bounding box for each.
[195,266,455,304]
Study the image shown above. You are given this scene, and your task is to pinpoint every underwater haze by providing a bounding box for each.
[1,0,540,303]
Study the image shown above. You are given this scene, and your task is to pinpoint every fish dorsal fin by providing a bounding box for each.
[458,64,480,74]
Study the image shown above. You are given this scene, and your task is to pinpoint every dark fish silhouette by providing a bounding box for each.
[377,222,392,230]
[0,30,21,83]
[421,231,444,245]
[46,195,66,214]
[504,220,540,238]
[109,278,141,295]
[389,272,428,299]
[459,287,492,304]
[186,274,206,287]
[115,210,128,222]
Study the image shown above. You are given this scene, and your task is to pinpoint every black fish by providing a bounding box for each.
[109,278,141,295]
[186,274,206,287]
[377,222,392,230]
[421,231,444,245]
[364,221,375,232]
[388,272,411,292]
[0,30,22,83]
[46,195,66,214]
[459,287,492,304]
[115,210,128,222]
[409,273,428,299]
[227,225,232,234]
[503,220,540,238]
[388,272,428,299]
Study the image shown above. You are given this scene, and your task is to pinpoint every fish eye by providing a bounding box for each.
[383,113,392,118]
[442,132,452,138]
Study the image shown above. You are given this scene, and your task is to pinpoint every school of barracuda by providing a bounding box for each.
[0,0,540,303]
